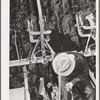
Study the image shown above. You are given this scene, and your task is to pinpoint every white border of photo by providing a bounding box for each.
[1,0,99,100]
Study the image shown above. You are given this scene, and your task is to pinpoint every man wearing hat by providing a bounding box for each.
[52,52,95,100]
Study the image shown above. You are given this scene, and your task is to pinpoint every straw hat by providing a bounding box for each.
[52,53,75,76]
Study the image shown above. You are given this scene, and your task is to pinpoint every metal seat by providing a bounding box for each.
[27,18,51,43]
[75,13,96,55]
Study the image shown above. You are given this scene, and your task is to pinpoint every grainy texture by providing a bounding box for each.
[10,0,96,100]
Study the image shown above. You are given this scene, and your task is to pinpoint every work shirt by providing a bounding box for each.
[59,52,95,100]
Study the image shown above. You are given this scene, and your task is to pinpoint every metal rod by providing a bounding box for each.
[9,56,53,67]
[23,66,30,100]
[36,0,46,58]
[15,31,20,59]
[58,67,61,100]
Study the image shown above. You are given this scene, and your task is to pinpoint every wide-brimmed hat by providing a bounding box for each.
[52,53,75,76]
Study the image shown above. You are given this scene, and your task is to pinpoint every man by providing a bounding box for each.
[52,52,95,100]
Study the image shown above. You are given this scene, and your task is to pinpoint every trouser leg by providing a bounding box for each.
[77,80,95,100]
[72,86,83,100]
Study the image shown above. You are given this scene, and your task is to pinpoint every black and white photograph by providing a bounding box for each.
[8,0,97,100]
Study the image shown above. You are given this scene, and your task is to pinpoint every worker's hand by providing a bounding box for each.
[47,82,52,88]
[66,82,73,92]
